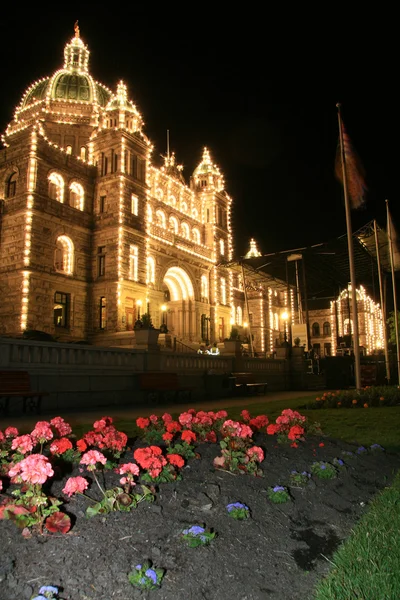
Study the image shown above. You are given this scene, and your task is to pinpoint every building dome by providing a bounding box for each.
[191,147,224,192]
[7,23,113,135]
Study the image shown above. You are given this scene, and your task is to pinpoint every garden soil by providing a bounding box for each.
[1,431,399,600]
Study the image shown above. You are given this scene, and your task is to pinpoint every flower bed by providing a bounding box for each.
[0,408,399,599]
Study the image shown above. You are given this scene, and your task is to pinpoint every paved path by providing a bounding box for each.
[0,390,317,432]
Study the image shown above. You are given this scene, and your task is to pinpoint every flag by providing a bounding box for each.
[335,121,367,209]
[387,208,400,271]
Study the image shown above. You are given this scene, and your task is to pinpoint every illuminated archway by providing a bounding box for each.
[163,266,194,301]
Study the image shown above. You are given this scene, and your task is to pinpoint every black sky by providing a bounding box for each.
[2,7,398,258]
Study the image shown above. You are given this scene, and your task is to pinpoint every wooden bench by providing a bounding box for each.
[231,372,268,396]
[136,372,194,404]
[0,371,48,415]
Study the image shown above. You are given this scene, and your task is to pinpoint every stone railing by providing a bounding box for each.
[0,338,141,371]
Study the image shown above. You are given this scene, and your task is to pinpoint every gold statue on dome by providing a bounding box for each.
[74,21,80,38]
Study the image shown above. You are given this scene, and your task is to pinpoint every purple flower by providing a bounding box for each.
[145,568,158,584]
[273,486,285,492]
[320,464,326,469]
[183,525,205,536]
[337,459,344,466]
[32,597,47,600]
[357,446,367,454]
[226,502,248,512]
[39,587,59,596]
[291,470,298,474]
[135,564,142,570]
[301,471,311,477]
[370,444,384,450]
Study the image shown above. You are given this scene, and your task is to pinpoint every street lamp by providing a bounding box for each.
[281,311,288,342]
[136,299,142,319]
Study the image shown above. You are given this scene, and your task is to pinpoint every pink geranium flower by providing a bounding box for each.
[246,446,264,462]
[11,434,34,454]
[31,421,53,443]
[5,427,19,438]
[50,416,72,437]
[62,476,89,497]
[8,454,54,485]
[80,450,107,468]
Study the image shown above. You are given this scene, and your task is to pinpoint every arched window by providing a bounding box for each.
[69,182,84,211]
[48,173,64,203]
[192,228,200,244]
[169,195,176,207]
[147,256,155,284]
[201,275,208,300]
[80,146,87,161]
[54,235,74,274]
[181,222,190,239]
[192,207,199,219]
[312,322,320,336]
[274,313,279,331]
[219,238,225,255]
[156,188,163,201]
[236,306,243,326]
[180,201,188,213]
[147,204,153,223]
[169,216,178,234]
[6,172,17,198]
[323,321,331,336]
[156,210,166,228]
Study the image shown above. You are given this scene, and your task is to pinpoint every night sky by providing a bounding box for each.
[2,8,397,259]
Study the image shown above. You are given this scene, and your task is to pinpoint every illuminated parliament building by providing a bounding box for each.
[0,26,384,357]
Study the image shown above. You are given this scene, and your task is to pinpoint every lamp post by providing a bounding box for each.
[136,299,142,319]
[281,311,288,343]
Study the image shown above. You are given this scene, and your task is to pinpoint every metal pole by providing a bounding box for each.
[337,103,362,389]
[373,219,390,382]
[386,200,400,385]
[241,262,254,357]
[295,260,303,323]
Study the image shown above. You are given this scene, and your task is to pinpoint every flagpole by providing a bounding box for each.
[336,103,362,389]
[373,219,390,382]
[386,200,400,385]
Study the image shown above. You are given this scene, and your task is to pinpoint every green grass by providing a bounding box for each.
[312,471,400,600]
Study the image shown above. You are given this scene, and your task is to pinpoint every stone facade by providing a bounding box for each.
[0,26,297,352]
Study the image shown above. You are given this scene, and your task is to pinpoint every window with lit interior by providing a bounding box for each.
[54,236,74,274]
[221,277,226,305]
[169,216,178,234]
[48,172,65,203]
[129,245,139,281]
[192,228,200,244]
[181,222,190,239]
[201,275,208,300]
[54,292,70,328]
[236,306,243,326]
[131,194,139,216]
[69,182,84,211]
[312,322,320,336]
[156,210,166,228]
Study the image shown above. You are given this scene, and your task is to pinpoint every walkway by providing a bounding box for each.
[0,390,317,432]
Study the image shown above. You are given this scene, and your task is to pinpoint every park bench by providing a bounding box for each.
[0,370,48,415]
[136,372,194,404]
[231,372,268,396]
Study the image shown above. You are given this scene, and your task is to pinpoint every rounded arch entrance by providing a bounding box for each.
[162,266,196,341]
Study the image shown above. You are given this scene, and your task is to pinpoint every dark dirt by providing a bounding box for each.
[0,433,399,600]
